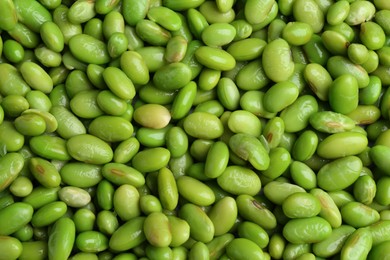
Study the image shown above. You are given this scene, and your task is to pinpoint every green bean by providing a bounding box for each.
[1,0,390,258]
[48,218,76,260]
[73,208,96,232]
[341,227,373,260]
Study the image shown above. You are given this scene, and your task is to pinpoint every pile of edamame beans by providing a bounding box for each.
[1,0,390,259]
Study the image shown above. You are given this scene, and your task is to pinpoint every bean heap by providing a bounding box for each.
[0,0,390,259]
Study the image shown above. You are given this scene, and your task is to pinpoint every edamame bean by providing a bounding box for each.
[48,218,76,260]
[157,167,178,211]
[73,208,96,232]
[282,22,313,46]
[3,39,24,63]
[133,104,171,129]
[341,227,373,260]
[67,0,96,24]
[139,83,176,106]
[226,238,265,260]
[237,221,269,249]
[102,163,145,187]
[263,181,305,205]
[144,212,172,247]
[137,125,172,147]
[120,51,149,85]
[9,176,33,198]
[95,0,120,14]
[353,175,376,205]
[75,231,108,253]
[201,23,236,47]
[310,188,342,228]
[374,177,390,206]
[293,0,324,33]
[113,184,140,221]
[19,61,53,94]
[2,0,390,258]
[310,111,355,133]
[0,202,33,236]
[153,62,192,91]
[69,34,110,65]
[328,74,359,114]
[0,153,25,192]
[96,210,118,236]
[40,21,64,53]
[147,6,182,31]
[69,90,103,119]
[89,116,134,142]
[14,0,52,33]
[109,217,145,251]
[341,201,380,228]
[179,203,214,243]
[317,156,362,191]
[0,0,18,31]
[103,67,135,100]
[290,161,317,190]
[317,132,368,159]
[107,33,128,58]
[67,134,113,164]
[168,216,190,248]
[327,56,370,89]
[236,61,270,91]
[283,216,332,244]
[15,115,46,136]
[236,194,277,230]
[165,35,188,63]
[29,135,70,161]
[132,147,171,173]
[122,0,148,26]
[263,82,299,113]
[217,166,261,196]
[228,110,262,137]
[19,241,47,260]
[31,201,67,227]
[58,186,91,208]
[136,19,171,46]
[29,157,61,188]
[50,106,86,139]
[282,192,321,218]
[0,236,23,260]
[262,147,291,179]
[113,137,140,164]
[229,133,270,170]
[313,225,355,258]
[195,46,236,71]
[140,194,162,214]
[22,186,59,209]
[25,90,52,112]
[279,95,316,132]
[177,176,215,206]
[262,38,295,82]
[183,111,223,139]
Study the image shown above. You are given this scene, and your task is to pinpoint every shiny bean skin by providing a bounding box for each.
[1,0,390,259]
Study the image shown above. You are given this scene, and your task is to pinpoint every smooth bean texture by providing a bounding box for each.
[0,0,390,259]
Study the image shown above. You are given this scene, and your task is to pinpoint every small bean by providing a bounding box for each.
[227,239,266,260]
[236,194,277,230]
[310,188,342,228]
[58,186,91,208]
[179,203,214,243]
[283,216,332,244]
[340,227,373,260]
[0,236,23,260]
[48,218,76,260]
